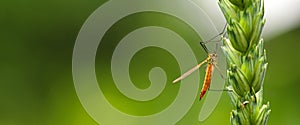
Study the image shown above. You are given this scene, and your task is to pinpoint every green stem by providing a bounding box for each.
[218,0,271,124]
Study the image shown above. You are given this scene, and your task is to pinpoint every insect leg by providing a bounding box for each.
[200,23,228,45]
[208,88,233,92]
[214,64,225,80]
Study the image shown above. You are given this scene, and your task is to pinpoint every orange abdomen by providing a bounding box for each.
[199,64,214,100]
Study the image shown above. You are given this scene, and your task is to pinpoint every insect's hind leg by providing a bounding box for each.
[208,88,233,92]
[208,88,249,108]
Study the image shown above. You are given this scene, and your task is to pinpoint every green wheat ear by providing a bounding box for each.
[218,0,271,124]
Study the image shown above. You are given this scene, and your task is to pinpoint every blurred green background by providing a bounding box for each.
[1,0,300,125]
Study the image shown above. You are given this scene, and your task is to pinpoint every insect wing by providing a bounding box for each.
[173,60,207,83]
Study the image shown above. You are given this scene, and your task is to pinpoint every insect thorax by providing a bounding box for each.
[208,53,217,65]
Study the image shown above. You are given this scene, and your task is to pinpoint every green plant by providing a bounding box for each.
[218,0,271,124]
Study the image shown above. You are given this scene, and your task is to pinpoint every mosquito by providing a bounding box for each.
[173,25,227,100]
